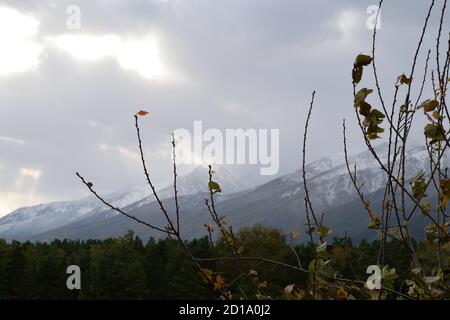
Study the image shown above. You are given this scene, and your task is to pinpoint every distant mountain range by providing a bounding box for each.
[0,166,243,241]
[0,144,447,242]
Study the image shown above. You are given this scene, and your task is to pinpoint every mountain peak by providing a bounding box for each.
[156,165,243,199]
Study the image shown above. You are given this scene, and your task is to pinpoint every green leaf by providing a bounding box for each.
[366,133,381,140]
[440,179,450,206]
[355,54,373,66]
[354,88,373,107]
[308,259,317,280]
[424,123,437,138]
[412,171,427,200]
[421,202,432,215]
[381,266,397,290]
[358,101,372,117]
[424,124,445,142]
[318,225,332,238]
[352,65,363,84]
[362,109,385,140]
[352,53,372,84]
[368,218,381,229]
[426,224,438,241]
[208,181,222,192]
[199,268,214,284]
[370,108,385,120]
[367,125,384,134]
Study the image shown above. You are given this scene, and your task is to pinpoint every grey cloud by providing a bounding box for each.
[0,0,445,215]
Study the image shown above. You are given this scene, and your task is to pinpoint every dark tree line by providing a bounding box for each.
[1,226,435,300]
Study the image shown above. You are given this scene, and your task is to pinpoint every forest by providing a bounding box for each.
[1,227,446,300]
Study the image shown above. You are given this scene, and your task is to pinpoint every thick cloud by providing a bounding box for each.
[0,0,445,216]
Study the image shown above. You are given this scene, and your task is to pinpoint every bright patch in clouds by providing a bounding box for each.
[0,167,45,216]
[15,167,42,190]
[0,7,43,75]
[0,135,25,144]
[336,10,359,42]
[49,34,167,80]
[116,37,166,79]
[0,6,169,80]
[19,168,42,179]
[49,34,122,61]
[0,192,51,216]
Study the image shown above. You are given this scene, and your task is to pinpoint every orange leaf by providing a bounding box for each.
[214,275,226,290]
[137,110,149,116]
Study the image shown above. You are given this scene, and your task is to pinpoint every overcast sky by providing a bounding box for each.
[0,0,444,216]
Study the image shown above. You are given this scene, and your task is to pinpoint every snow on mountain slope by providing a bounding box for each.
[277,143,449,209]
[1,144,448,241]
[135,165,243,207]
[0,165,244,240]
[0,198,103,238]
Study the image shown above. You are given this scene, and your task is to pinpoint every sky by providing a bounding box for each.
[0,0,445,217]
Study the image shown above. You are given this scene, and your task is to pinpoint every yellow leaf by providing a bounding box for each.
[364,202,378,221]
[432,111,440,120]
[290,230,300,239]
[441,179,450,206]
[214,275,226,290]
[199,268,213,284]
[337,287,348,299]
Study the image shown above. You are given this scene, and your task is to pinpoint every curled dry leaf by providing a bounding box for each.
[398,74,412,85]
[137,110,149,116]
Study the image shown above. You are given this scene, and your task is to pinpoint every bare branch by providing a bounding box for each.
[75,172,173,235]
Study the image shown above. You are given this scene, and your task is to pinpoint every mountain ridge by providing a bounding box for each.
[0,144,447,242]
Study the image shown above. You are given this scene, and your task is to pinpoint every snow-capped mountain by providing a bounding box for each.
[135,165,244,207]
[0,165,244,240]
[1,144,448,242]
[0,198,104,239]
[279,143,448,208]
[33,143,446,243]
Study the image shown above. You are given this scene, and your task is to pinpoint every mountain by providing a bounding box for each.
[0,165,244,241]
[1,144,448,242]
[131,165,244,207]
